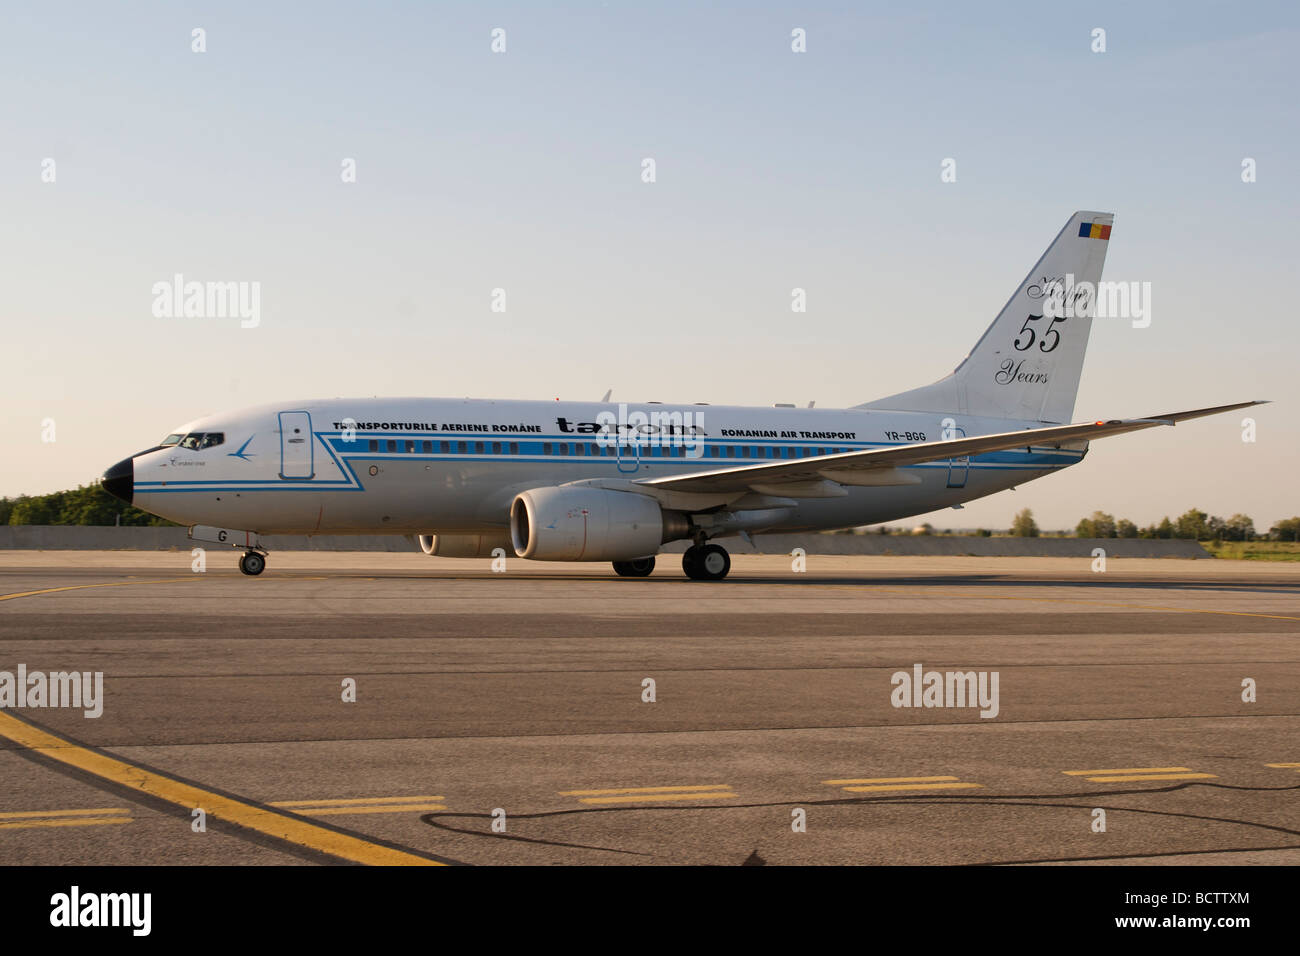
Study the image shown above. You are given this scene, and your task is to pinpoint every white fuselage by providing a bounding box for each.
[128,397,1085,536]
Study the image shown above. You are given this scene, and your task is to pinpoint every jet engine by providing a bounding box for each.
[509,486,689,561]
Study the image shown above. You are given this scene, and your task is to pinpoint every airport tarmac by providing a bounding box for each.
[0,550,1296,866]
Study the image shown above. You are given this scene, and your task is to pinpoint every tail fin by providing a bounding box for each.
[858,210,1114,423]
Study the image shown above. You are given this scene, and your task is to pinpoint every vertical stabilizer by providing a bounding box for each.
[859,211,1114,423]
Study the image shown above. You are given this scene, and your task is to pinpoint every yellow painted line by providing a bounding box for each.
[1063,767,1191,776]
[559,785,730,797]
[0,711,442,866]
[0,580,186,603]
[0,807,130,820]
[272,795,444,808]
[577,791,737,805]
[842,782,983,793]
[1265,763,1300,769]
[0,817,132,831]
[824,776,959,785]
[296,804,447,816]
[1084,773,1217,783]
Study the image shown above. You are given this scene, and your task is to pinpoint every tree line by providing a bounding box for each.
[1009,508,1299,541]
[0,485,174,527]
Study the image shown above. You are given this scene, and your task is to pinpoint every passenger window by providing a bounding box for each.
[510,442,518,454]
[439,441,449,454]
[369,439,379,452]
[475,442,484,454]
[387,440,397,452]
[543,443,552,455]
[406,441,416,453]
[423,441,432,454]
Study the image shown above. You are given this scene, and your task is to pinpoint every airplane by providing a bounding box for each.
[101,211,1261,581]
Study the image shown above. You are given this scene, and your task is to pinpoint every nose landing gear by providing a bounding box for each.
[188,525,268,577]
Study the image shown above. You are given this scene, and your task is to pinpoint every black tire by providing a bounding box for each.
[696,544,730,581]
[239,552,266,576]
[613,557,655,577]
[682,546,703,580]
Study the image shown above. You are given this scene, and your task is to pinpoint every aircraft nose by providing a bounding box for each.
[102,457,134,505]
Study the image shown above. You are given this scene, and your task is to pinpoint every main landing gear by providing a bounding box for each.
[238,551,266,576]
[609,538,732,582]
[612,557,656,577]
[682,543,730,581]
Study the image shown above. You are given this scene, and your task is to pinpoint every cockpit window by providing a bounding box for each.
[160,433,183,447]
[177,432,225,450]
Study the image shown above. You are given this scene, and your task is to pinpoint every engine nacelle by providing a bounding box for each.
[510,487,675,561]
[418,533,513,558]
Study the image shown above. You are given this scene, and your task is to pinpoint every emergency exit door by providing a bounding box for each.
[278,411,315,479]
[945,424,969,488]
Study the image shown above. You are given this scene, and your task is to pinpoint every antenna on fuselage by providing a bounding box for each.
[601,389,612,403]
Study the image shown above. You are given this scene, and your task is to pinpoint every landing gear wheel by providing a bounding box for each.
[239,551,266,576]
[613,557,655,577]
[683,544,730,581]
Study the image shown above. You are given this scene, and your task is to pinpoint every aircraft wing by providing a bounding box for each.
[638,401,1265,496]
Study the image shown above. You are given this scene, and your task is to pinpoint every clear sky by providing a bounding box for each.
[4,1,1297,531]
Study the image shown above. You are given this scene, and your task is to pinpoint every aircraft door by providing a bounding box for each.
[279,411,315,479]
[616,440,640,474]
[943,421,969,489]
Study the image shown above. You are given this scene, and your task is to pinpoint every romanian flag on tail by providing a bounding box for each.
[1078,222,1112,240]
